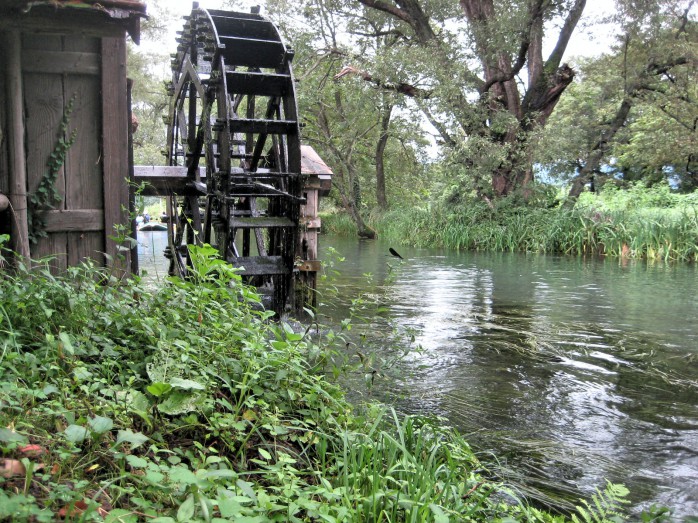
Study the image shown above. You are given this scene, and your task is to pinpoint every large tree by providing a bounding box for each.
[330,0,588,198]
[260,0,428,235]
[537,0,697,199]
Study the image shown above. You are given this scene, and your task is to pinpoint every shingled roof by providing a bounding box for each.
[0,1,147,43]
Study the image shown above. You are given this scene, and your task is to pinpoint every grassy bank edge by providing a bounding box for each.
[0,244,662,522]
[321,190,698,262]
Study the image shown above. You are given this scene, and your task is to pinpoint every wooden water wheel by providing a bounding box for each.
[164,4,302,315]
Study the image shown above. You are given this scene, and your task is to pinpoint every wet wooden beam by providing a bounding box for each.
[133,165,205,195]
[232,255,289,275]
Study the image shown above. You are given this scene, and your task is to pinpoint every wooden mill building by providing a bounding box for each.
[0,0,146,270]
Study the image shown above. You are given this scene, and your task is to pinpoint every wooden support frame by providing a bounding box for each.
[101,36,130,270]
[2,30,30,262]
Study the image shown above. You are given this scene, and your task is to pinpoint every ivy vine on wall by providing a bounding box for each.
[28,93,78,244]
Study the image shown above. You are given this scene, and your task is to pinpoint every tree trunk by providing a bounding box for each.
[375,101,392,210]
[566,97,634,206]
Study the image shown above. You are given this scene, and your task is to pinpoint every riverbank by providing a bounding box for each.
[0,245,637,521]
[322,185,698,262]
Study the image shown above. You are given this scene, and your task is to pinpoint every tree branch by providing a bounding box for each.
[544,0,586,73]
[357,0,436,43]
[333,65,432,98]
[479,0,545,95]
[416,100,456,147]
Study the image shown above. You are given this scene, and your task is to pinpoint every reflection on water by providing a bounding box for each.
[318,236,698,518]
[136,230,170,280]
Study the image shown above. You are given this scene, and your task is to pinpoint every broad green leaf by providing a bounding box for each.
[169,466,198,485]
[58,332,74,355]
[144,470,165,485]
[147,382,172,397]
[88,415,113,434]
[0,428,28,444]
[126,455,148,468]
[127,390,152,412]
[158,390,201,415]
[64,424,89,444]
[177,494,195,522]
[115,429,149,450]
[42,384,59,396]
[204,469,237,480]
[217,497,243,518]
[169,377,205,390]
[235,479,257,502]
[104,509,139,523]
[258,448,272,461]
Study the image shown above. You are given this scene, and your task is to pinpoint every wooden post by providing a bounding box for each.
[101,36,130,272]
[3,30,31,262]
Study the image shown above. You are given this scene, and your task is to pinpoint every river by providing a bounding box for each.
[137,231,698,518]
[316,235,698,520]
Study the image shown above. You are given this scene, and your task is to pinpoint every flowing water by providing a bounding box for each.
[316,235,698,519]
[137,231,698,518]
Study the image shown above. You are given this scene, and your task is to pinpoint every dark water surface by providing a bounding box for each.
[316,235,698,519]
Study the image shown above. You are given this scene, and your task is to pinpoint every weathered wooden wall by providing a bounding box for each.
[0,25,131,271]
[23,33,105,269]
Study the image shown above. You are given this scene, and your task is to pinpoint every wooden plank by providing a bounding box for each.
[42,209,104,232]
[22,51,100,75]
[231,217,295,228]
[38,233,68,273]
[24,69,67,262]
[229,118,297,135]
[232,256,289,276]
[0,13,125,40]
[63,34,100,54]
[65,70,104,263]
[21,32,62,51]
[134,165,204,178]
[210,15,279,41]
[67,231,103,267]
[134,165,206,196]
[101,36,130,270]
[226,70,290,96]
[300,145,333,175]
[219,36,285,68]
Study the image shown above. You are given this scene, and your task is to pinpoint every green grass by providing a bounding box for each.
[320,211,359,236]
[369,187,698,262]
[0,243,645,522]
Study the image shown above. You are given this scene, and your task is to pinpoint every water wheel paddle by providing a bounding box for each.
[164,4,302,316]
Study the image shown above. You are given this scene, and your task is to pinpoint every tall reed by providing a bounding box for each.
[370,201,698,262]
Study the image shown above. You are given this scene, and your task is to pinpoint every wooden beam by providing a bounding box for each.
[42,209,104,233]
[0,13,125,40]
[22,50,100,75]
[232,256,289,275]
[2,30,30,262]
[134,165,205,195]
